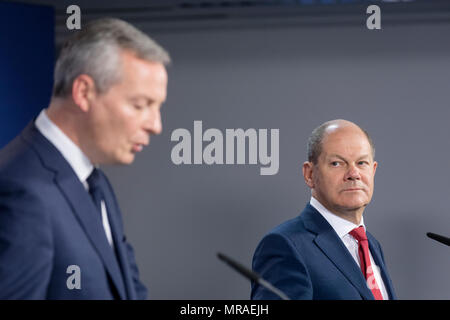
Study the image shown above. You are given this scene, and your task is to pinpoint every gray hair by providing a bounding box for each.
[53,18,171,97]
[307,121,375,164]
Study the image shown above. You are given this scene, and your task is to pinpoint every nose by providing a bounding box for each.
[143,108,162,136]
[344,164,361,181]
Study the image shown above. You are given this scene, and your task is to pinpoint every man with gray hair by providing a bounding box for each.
[251,119,396,300]
[0,18,170,299]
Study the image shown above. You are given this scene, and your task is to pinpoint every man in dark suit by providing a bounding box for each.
[251,119,396,300]
[0,18,170,299]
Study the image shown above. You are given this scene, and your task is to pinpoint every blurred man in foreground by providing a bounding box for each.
[0,18,170,299]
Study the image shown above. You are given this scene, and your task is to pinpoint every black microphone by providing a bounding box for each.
[217,252,290,300]
[426,232,450,246]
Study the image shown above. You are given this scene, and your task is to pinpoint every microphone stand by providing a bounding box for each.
[217,252,290,300]
[427,232,450,247]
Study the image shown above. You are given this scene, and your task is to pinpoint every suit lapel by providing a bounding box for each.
[367,233,397,300]
[22,123,127,299]
[55,173,127,299]
[302,205,374,300]
[99,171,137,300]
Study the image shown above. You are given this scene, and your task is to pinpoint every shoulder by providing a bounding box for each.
[0,130,54,186]
[0,131,56,219]
[268,215,307,241]
[261,204,317,242]
[254,212,312,257]
[251,211,315,299]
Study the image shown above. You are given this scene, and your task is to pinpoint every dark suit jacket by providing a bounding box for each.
[0,122,147,299]
[251,204,396,300]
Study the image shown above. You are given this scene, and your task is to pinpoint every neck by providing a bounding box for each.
[46,98,85,157]
[334,209,363,225]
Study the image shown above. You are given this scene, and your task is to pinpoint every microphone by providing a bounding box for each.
[217,252,290,300]
[426,232,450,246]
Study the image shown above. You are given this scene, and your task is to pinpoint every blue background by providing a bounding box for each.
[0,1,54,147]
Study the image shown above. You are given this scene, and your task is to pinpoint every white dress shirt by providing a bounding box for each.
[35,109,114,248]
[310,196,389,300]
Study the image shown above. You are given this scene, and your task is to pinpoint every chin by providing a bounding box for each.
[341,200,369,211]
[339,197,368,209]
[111,153,135,165]
[121,156,135,165]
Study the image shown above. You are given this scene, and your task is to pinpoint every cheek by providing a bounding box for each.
[362,172,375,188]
[321,171,341,188]
[107,106,139,139]
[122,120,142,143]
[315,172,338,195]
[92,113,132,157]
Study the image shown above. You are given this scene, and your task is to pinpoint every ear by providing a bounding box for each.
[302,161,315,189]
[71,74,96,112]
[373,160,378,176]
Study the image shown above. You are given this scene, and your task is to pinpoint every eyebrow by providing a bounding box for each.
[130,96,155,105]
[328,154,371,162]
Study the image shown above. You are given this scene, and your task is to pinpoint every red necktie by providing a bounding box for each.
[349,226,384,300]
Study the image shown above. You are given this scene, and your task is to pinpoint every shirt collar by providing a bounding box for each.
[309,196,366,239]
[35,109,94,183]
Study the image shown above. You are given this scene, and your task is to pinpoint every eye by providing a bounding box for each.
[134,105,144,111]
[331,161,340,167]
[358,161,369,166]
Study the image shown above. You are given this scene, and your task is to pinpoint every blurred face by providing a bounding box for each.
[303,124,377,217]
[86,50,168,165]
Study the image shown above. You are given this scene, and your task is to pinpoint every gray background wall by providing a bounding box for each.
[99,22,450,299]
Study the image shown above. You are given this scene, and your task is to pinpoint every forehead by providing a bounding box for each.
[118,50,168,102]
[320,126,372,159]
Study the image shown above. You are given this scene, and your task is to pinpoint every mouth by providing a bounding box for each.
[342,188,364,192]
[131,137,150,153]
[132,143,144,153]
